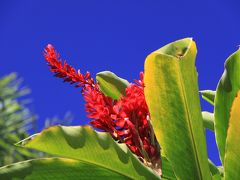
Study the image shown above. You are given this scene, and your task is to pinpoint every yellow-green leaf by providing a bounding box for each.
[214,49,240,163]
[224,91,240,179]
[144,38,211,179]
[96,71,129,100]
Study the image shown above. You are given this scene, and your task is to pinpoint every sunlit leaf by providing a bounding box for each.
[224,91,240,179]
[96,71,129,100]
[144,38,211,179]
[16,125,160,179]
[214,49,240,163]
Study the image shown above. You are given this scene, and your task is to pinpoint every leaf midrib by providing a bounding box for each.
[23,132,159,180]
[64,138,142,179]
[0,157,133,179]
[177,60,203,180]
[22,145,138,180]
[76,158,134,180]
[63,144,160,180]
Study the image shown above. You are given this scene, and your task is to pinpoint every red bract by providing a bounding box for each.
[43,44,161,173]
[44,44,117,136]
[115,78,161,170]
[44,44,94,88]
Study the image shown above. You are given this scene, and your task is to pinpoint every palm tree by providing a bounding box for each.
[0,73,38,166]
[0,73,73,166]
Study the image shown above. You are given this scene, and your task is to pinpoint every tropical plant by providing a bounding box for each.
[0,38,239,179]
[0,73,37,166]
[201,47,240,179]
[0,73,73,167]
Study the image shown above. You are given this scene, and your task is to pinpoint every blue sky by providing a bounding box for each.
[1,0,240,166]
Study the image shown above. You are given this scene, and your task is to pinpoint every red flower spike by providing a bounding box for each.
[44,44,95,88]
[43,44,161,175]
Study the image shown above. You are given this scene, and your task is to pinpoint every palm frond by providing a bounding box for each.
[0,73,37,166]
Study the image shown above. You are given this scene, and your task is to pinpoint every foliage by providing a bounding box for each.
[144,38,211,179]
[96,71,129,100]
[0,73,37,166]
[0,157,128,180]
[11,125,159,179]
[0,73,73,167]
[43,44,161,171]
[202,48,240,179]
[1,38,240,179]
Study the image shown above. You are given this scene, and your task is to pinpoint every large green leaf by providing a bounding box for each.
[214,49,240,163]
[0,157,127,179]
[200,90,215,105]
[16,125,160,179]
[224,91,240,179]
[144,38,211,179]
[96,71,129,100]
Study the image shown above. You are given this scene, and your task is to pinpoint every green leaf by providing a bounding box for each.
[224,91,240,179]
[144,38,211,179]
[202,111,214,131]
[214,49,240,163]
[200,90,215,105]
[16,125,160,179]
[96,71,129,100]
[0,157,127,179]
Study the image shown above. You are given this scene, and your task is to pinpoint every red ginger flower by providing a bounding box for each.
[44,44,117,136]
[44,44,161,172]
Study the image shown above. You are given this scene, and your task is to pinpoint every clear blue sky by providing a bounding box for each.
[1,0,240,166]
